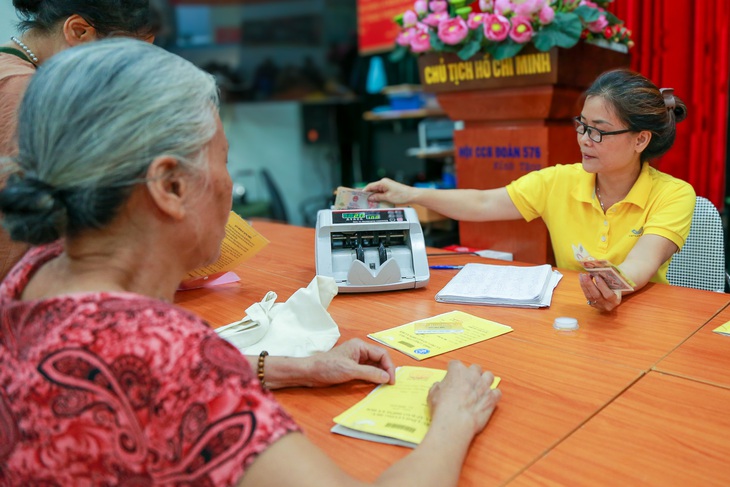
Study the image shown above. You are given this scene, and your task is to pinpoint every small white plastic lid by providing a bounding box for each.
[553,317,579,331]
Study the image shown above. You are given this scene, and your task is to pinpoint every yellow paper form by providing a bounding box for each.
[368,310,513,360]
[184,212,270,280]
[712,321,730,336]
[332,366,500,447]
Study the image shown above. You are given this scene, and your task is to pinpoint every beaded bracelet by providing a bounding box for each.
[257,350,269,388]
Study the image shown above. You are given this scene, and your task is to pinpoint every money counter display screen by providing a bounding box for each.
[333,210,406,224]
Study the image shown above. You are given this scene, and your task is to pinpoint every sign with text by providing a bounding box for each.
[417,43,629,93]
[456,143,543,174]
[455,128,551,189]
[419,50,557,93]
[357,0,411,55]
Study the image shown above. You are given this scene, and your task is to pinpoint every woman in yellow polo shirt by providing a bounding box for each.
[364,69,695,312]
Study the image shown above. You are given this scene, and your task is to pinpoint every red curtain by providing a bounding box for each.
[609,0,730,209]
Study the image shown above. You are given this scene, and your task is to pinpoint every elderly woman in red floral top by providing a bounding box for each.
[0,39,501,487]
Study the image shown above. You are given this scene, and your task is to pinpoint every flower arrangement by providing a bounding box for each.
[391,0,634,61]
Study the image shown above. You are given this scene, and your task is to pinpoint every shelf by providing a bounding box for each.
[363,107,446,121]
[406,146,455,159]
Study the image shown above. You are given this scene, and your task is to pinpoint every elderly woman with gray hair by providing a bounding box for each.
[0,39,501,486]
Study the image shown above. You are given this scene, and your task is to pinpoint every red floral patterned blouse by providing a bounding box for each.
[0,242,300,486]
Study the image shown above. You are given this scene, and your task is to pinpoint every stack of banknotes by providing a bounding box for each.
[572,243,635,291]
[333,186,394,210]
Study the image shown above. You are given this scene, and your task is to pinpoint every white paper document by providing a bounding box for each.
[434,263,562,308]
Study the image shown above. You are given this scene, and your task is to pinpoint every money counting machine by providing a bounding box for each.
[315,208,430,293]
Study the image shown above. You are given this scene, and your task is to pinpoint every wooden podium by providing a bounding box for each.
[418,43,629,264]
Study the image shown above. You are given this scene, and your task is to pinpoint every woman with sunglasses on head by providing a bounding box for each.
[365,69,694,312]
[0,0,158,280]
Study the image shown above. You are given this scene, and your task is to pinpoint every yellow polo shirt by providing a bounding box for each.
[506,163,695,283]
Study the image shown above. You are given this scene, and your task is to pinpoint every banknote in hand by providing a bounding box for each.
[571,243,635,292]
[333,186,394,210]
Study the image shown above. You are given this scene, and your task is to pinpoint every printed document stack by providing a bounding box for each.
[435,263,562,308]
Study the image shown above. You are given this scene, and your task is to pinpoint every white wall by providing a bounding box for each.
[0,3,19,40]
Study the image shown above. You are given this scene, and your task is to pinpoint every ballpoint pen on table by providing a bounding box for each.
[429,265,465,270]
[427,252,478,257]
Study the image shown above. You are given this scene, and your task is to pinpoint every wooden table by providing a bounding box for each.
[653,303,730,390]
[191,221,729,371]
[175,221,730,486]
[511,372,730,486]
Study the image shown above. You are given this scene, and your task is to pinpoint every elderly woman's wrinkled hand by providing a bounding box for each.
[428,361,501,436]
[304,338,396,387]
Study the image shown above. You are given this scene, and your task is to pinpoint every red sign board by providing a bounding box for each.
[357,0,412,55]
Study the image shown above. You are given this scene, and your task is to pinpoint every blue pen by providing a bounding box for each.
[429,265,464,270]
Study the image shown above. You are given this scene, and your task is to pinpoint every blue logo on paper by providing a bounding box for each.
[414,348,430,355]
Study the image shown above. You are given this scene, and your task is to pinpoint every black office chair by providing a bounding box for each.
[300,193,335,228]
[260,169,288,223]
[231,168,288,223]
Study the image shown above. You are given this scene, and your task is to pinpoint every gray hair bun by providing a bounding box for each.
[0,173,67,245]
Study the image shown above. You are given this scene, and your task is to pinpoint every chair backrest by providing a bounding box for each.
[260,169,288,223]
[667,196,726,292]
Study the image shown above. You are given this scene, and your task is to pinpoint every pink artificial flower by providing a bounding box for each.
[494,0,514,15]
[414,0,428,15]
[538,4,555,24]
[579,0,599,7]
[479,0,494,11]
[513,0,545,17]
[509,16,534,43]
[422,11,449,27]
[587,15,609,33]
[468,12,487,29]
[411,27,432,52]
[403,10,418,27]
[429,1,448,13]
[483,13,510,41]
[438,17,469,45]
[396,27,417,46]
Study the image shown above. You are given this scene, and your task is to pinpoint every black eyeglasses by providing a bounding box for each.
[573,117,632,143]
